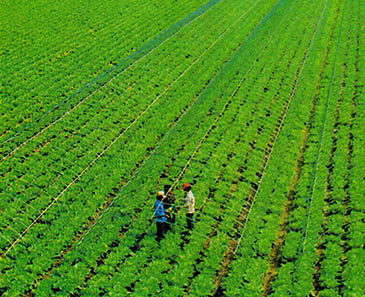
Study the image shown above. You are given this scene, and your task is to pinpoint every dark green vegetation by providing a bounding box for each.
[0,0,363,296]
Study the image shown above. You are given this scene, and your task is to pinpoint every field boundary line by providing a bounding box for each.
[1,0,264,258]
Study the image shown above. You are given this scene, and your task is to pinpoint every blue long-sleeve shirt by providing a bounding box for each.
[154,200,167,223]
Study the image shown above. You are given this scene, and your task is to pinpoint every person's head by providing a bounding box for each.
[181,183,191,192]
[164,184,172,194]
[156,191,165,201]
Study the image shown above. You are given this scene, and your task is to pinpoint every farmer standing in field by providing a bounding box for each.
[153,191,168,242]
[164,184,176,230]
[181,183,195,230]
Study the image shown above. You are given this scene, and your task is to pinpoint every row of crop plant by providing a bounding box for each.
[1,0,361,296]
[1,0,274,254]
[337,0,364,294]
[310,1,363,295]
[199,0,335,295]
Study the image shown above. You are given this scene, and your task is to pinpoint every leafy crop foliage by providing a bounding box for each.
[0,0,363,296]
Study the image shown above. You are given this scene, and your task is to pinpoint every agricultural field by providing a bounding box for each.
[0,0,363,296]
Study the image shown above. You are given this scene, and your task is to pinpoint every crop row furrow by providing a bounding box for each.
[69,54,264,295]
[0,0,156,68]
[72,61,269,293]
[28,106,199,294]
[22,129,166,295]
[0,45,222,254]
[124,113,245,295]
[0,0,360,296]
[216,1,327,294]
[187,7,324,297]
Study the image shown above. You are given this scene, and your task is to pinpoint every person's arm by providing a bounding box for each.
[184,193,190,209]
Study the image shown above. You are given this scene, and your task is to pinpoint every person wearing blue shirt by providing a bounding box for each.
[154,191,168,242]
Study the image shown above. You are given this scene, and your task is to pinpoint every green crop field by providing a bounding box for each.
[0,0,364,296]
